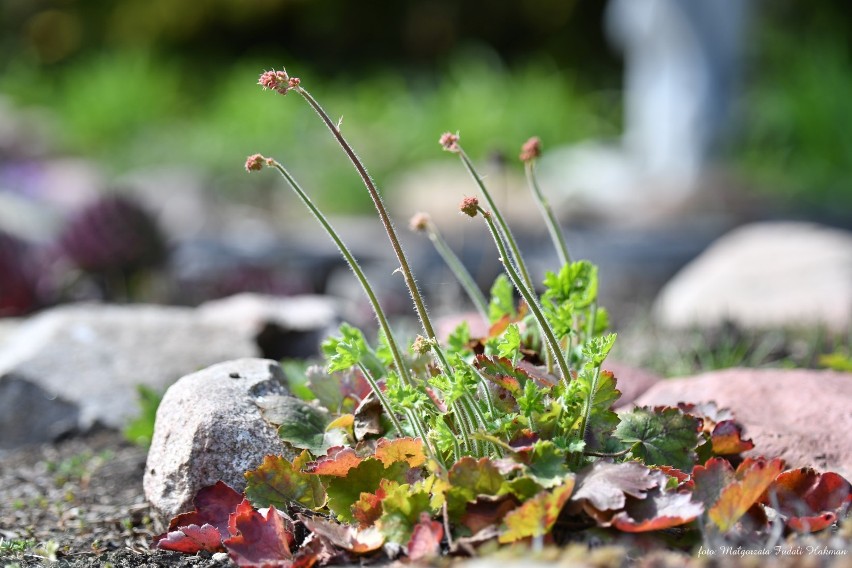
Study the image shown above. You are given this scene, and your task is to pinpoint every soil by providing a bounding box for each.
[0,429,231,567]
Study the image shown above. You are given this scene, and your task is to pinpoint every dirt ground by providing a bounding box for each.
[0,429,232,567]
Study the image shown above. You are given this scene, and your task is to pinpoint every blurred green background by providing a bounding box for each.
[1,0,850,215]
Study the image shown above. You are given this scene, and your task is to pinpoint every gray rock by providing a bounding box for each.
[0,303,258,449]
[198,293,341,360]
[144,358,293,518]
[633,368,852,478]
[654,222,852,331]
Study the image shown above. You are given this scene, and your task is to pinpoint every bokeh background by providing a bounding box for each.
[1,0,850,323]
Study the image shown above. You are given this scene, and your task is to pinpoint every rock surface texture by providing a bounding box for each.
[144,358,294,519]
[0,303,258,449]
[633,368,852,478]
[654,222,852,330]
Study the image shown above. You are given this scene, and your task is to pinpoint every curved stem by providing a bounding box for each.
[456,149,534,291]
[525,162,571,266]
[296,88,438,343]
[268,161,412,387]
[478,207,572,384]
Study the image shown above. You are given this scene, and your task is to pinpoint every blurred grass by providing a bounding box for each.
[2,51,619,214]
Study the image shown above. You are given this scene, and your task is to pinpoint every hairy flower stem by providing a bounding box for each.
[295,88,443,350]
[425,223,489,322]
[525,162,571,266]
[267,161,412,387]
[478,207,572,384]
[455,149,534,291]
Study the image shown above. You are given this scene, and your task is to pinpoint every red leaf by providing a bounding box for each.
[156,524,223,553]
[224,501,295,567]
[407,514,444,562]
[710,420,755,455]
[167,480,244,536]
[762,468,852,533]
[305,447,363,476]
[707,457,784,532]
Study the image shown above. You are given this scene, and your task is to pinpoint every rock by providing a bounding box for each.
[144,358,293,518]
[0,303,258,449]
[633,368,852,478]
[603,361,661,406]
[198,293,341,360]
[654,222,852,331]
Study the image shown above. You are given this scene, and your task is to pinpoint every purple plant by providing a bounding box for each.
[0,230,41,316]
[58,194,168,277]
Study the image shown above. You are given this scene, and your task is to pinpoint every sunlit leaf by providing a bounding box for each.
[474,354,528,395]
[244,452,326,511]
[498,479,575,543]
[375,437,426,468]
[326,459,409,522]
[305,447,363,477]
[377,482,433,544]
[707,457,784,532]
[488,274,516,323]
[710,420,755,456]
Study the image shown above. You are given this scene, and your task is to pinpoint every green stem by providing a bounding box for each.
[478,207,572,384]
[296,88,439,343]
[525,161,571,266]
[452,400,474,455]
[357,362,405,436]
[456,149,534,291]
[267,161,412,387]
[426,224,489,322]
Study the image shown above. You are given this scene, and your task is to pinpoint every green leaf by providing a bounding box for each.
[244,452,326,511]
[279,359,314,402]
[326,459,409,522]
[613,407,701,471]
[496,324,521,361]
[256,395,334,455]
[446,457,508,519]
[543,261,598,309]
[377,483,433,544]
[526,441,570,488]
[474,354,532,395]
[582,333,617,367]
[446,321,471,355]
[488,274,516,323]
[517,380,546,419]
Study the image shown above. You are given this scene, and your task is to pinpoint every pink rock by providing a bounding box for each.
[633,368,852,478]
[604,361,661,406]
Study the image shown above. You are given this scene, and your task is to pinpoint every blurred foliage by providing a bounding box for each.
[734,1,852,212]
[2,51,619,213]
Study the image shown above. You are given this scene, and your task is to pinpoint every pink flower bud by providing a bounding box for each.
[459,196,479,217]
[439,132,460,153]
[245,154,266,172]
[519,136,542,163]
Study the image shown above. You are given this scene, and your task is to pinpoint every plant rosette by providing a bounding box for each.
[156,69,852,567]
